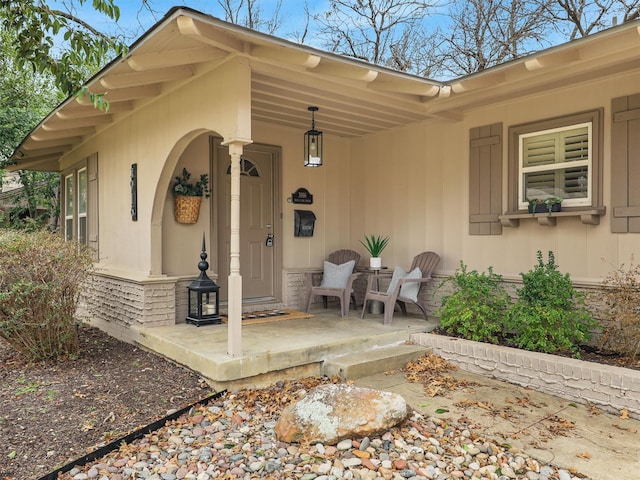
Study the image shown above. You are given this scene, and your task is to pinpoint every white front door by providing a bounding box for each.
[213,139,280,303]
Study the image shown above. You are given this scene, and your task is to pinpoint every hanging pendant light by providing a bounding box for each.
[304,106,323,167]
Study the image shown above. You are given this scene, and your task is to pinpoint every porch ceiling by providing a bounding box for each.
[9,7,640,172]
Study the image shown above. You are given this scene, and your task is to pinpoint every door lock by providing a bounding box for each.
[265,233,274,247]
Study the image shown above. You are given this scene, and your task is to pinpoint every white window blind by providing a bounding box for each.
[518,122,591,208]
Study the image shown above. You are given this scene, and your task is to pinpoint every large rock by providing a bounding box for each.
[275,383,408,444]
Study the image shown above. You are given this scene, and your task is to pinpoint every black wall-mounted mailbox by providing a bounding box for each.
[294,210,316,237]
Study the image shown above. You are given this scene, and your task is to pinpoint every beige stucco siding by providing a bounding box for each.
[346,69,640,283]
[349,121,444,270]
[62,55,640,307]
[251,120,353,270]
[59,60,252,277]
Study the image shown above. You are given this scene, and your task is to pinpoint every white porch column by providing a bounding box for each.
[223,139,251,356]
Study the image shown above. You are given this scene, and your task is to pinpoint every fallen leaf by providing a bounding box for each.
[576,452,591,459]
[587,404,602,416]
[620,409,630,420]
[81,422,95,432]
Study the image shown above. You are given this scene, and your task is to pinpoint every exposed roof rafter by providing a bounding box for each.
[9,6,640,172]
[100,65,195,89]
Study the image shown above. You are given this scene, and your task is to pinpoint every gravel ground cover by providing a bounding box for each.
[53,376,586,480]
[2,324,635,480]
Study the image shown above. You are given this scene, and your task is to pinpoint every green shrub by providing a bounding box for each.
[506,251,597,354]
[436,262,510,344]
[0,230,93,361]
[596,258,640,360]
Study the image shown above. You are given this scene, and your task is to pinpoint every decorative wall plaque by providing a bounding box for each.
[130,163,138,221]
[292,187,313,204]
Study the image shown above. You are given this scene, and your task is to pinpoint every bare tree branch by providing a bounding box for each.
[429,0,552,78]
[314,0,435,71]
[216,0,284,34]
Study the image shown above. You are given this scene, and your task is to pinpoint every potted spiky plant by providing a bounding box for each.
[360,234,390,270]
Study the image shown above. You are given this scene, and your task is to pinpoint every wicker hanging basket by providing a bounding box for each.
[174,195,202,224]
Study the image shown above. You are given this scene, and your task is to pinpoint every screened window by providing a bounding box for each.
[519,123,591,209]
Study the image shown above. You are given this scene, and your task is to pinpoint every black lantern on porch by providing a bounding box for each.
[186,234,221,326]
[304,106,323,167]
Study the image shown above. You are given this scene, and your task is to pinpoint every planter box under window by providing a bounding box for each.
[528,203,561,214]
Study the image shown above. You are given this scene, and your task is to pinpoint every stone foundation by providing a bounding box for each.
[283,269,443,316]
[83,272,181,329]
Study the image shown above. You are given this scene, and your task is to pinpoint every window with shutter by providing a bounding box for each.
[519,123,591,209]
[506,109,603,222]
[469,123,502,235]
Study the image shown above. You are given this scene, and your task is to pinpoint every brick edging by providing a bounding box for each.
[410,332,640,419]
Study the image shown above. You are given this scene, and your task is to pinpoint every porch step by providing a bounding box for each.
[323,343,431,381]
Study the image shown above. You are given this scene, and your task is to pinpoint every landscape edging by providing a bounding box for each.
[410,332,640,419]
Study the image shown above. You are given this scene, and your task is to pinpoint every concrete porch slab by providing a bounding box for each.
[132,308,437,390]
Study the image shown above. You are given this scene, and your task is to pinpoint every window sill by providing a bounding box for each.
[499,207,606,227]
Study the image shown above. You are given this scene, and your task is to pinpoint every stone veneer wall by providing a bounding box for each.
[411,333,640,419]
[84,273,182,328]
[283,270,308,310]
[283,269,444,315]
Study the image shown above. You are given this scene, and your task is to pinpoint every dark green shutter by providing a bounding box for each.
[469,123,502,235]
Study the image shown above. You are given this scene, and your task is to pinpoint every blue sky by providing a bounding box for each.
[72,1,331,45]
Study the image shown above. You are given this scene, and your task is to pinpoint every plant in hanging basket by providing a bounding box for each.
[173,168,211,198]
[173,168,211,224]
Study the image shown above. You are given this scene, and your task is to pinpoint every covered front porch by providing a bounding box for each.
[126,307,438,391]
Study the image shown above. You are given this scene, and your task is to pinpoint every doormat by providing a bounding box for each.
[221,309,313,325]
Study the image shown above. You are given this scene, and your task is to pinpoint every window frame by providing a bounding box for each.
[77,167,88,245]
[64,173,74,242]
[62,163,88,244]
[518,122,592,209]
[508,108,603,214]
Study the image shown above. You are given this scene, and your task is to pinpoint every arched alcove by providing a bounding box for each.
[150,129,218,277]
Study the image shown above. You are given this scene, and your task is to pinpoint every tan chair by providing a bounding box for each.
[361,251,440,325]
[305,249,361,317]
